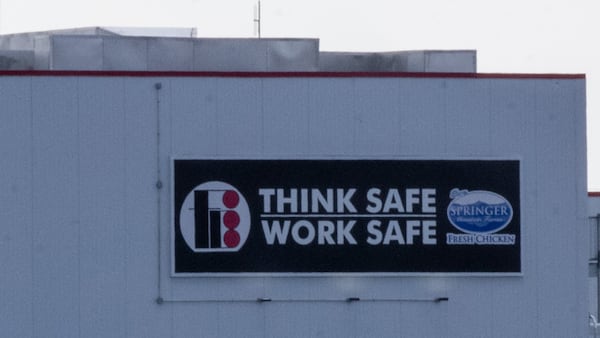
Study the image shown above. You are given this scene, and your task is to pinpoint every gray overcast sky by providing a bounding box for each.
[1,0,598,189]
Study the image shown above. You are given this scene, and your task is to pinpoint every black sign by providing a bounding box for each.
[172,159,520,275]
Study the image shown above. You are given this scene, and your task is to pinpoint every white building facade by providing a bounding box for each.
[0,30,589,338]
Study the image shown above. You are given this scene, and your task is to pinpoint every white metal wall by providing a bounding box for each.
[588,198,600,336]
[0,74,587,337]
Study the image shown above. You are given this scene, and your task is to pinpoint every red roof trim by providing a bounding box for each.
[589,192,600,197]
[0,70,586,79]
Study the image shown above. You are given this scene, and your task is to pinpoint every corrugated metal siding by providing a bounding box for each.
[0,74,587,337]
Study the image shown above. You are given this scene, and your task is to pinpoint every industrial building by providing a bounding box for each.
[0,28,588,337]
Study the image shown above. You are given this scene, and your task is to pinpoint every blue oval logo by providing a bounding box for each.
[447,189,513,234]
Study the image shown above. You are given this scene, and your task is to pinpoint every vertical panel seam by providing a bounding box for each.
[487,79,492,155]
[487,79,495,338]
[533,80,540,337]
[76,77,82,338]
[29,76,35,338]
[261,78,265,155]
[215,79,220,154]
[167,79,176,338]
[442,79,449,156]
[572,81,584,335]
[397,78,402,154]
[352,78,356,154]
[169,78,174,156]
[121,78,128,338]
[305,78,310,156]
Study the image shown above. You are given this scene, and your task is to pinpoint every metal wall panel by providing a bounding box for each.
[444,78,491,155]
[51,36,103,70]
[0,74,588,337]
[172,303,219,338]
[148,38,193,71]
[2,30,474,72]
[266,39,319,71]
[30,77,80,337]
[0,77,33,338]
[318,50,477,73]
[319,52,406,72]
[534,79,584,335]
[404,51,427,72]
[262,79,310,155]
[0,50,34,70]
[0,32,36,50]
[214,78,263,154]
[170,78,219,155]
[122,78,171,338]
[589,213,599,335]
[193,39,269,72]
[33,36,50,70]
[307,79,355,154]
[353,78,401,155]
[487,79,538,337]
[425,51,477,73]
[266,302,352,337]
[397,78,447,155]
[192,39,319,72]
[103,36,148,71]
[77,78,127,337]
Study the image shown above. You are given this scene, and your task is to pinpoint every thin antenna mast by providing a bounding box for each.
[253,1,261,38]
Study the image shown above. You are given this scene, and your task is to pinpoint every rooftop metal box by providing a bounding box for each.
[1,27,474,72]
[319,50,476,72]
[25,34,320,71]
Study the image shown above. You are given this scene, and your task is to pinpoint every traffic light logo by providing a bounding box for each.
[179,181,250,252]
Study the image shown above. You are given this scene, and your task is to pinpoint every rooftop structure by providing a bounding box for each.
[0,27,476,72]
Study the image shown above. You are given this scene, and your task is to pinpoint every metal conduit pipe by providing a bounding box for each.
[155,82,163,304]
[158,297,449,304]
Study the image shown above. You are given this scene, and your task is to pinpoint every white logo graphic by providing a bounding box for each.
[446,188,516,245]
[179,181,250,252]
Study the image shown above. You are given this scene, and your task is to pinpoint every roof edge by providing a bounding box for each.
[0,70,586,79]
